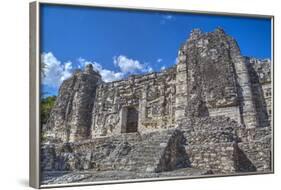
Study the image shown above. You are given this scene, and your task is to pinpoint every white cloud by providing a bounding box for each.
[160,15,175,24]
[42,52,155,92]
[113,55,146,74]
[78,58,124,82]
[157,58,163,63]
[147,66,153,73]
[78,58,102,72]
[163,15,173,20]
[100,70,124,82]
[160,66,166,71]
[41,52,72,88]
[113,55,154,74]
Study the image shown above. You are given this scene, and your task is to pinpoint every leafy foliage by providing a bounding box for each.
[41,96,56,124]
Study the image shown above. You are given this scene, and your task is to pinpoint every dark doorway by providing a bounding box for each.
[126,107,138,133]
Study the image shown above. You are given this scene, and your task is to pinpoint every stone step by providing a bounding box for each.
[95,129,179,172]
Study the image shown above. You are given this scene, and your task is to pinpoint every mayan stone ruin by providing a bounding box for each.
[41,28,272,184]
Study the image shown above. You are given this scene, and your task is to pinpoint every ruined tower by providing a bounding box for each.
[175,28,258,128]
[45,64,101,143]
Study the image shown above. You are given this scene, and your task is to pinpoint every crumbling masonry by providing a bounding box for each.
[41,28,272,184]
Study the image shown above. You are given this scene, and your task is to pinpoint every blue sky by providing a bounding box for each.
[40,4,271,97]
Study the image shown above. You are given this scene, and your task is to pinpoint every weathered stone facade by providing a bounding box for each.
[91,66,177,137]
[41,28,272,185]
[44,64,101,143]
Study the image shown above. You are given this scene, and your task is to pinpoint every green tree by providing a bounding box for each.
[41,96,56,124]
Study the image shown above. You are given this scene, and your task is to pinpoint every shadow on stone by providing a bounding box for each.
[236,146,257,172]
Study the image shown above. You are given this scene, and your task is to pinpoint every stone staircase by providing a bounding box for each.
[97,129,188,173]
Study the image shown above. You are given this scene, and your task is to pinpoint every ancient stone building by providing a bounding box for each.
[41,28,272,184]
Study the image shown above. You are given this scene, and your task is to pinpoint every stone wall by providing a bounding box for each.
[177,116,271,174]
[175,42,189,121]
[186,143,237,174]
[236,127,272,172]
[238,138,271,172]
[246,57,271,128]
[178,116,238,173]
[91,67,177,137]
